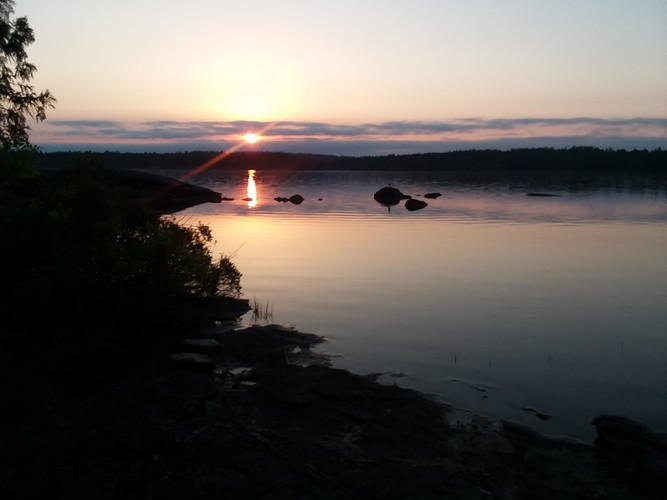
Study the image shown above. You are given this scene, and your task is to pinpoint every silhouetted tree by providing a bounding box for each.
[1,0,56,151]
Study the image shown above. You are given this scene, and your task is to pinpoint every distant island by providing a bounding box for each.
[37,147,666,174]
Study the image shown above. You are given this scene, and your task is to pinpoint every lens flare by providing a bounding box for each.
[158,122,277,199]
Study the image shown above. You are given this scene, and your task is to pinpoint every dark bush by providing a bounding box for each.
[1,153,242,338]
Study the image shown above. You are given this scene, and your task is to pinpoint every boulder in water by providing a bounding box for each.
[405,198,428,211]
[374,186,409,207]
[289,194,305,205]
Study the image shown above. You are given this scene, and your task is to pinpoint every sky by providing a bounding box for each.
[14,0,667,155]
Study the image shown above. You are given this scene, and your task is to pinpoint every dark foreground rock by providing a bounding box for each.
[2,324,664,499]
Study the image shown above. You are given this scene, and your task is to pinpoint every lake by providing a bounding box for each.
[171,168,666,441]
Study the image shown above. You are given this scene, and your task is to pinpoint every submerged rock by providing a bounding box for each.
[521,405,552,421]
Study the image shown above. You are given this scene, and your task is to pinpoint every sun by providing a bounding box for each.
[243,133,259,144]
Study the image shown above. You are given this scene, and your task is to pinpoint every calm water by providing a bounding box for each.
[173,168,667,441]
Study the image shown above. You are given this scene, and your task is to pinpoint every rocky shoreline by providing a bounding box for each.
[9,165,662,498]
[5,322,664,499]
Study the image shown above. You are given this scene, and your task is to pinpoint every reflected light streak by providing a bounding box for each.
[247,169,257,208]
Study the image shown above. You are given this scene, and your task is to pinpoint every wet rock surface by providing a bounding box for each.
[405,198,428,211]
[3,325,665,499]
[373,186,410,207]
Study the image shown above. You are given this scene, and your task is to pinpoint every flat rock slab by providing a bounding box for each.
[168,352,214,369]
[212,324,326,365]
[181,338,222,352]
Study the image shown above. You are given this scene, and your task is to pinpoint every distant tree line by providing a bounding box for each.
[37,147,666,173]
[338,147,666,173]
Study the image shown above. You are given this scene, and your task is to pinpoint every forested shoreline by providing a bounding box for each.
[37,147,667,173]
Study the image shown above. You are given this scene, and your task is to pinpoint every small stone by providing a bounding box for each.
[521,405,552,421]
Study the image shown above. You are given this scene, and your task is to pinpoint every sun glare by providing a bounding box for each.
[244,133,259,144]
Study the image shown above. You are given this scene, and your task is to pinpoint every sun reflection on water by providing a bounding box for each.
[247,169,257,208]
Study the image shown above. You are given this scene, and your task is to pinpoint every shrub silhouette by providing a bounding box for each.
[1,155,242,337]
